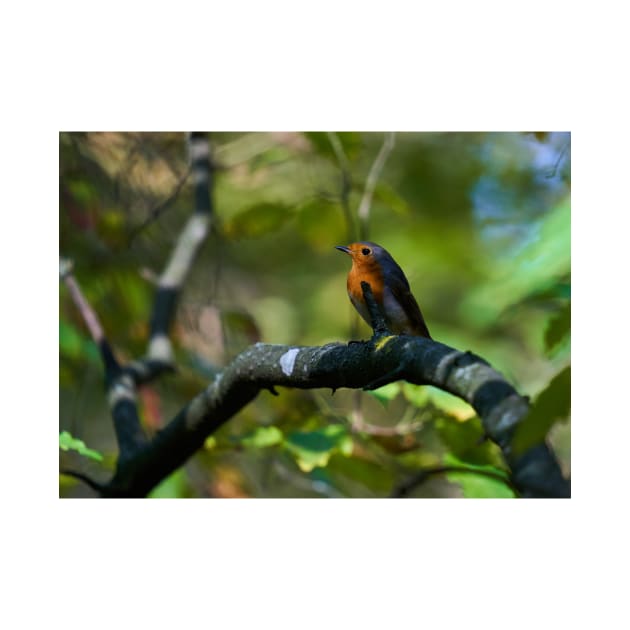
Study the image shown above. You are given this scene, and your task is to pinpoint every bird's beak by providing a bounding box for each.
[335,245,351,255]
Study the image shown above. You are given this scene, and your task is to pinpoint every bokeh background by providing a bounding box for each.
[59,131,570,498]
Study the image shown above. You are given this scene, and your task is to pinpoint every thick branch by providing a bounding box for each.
[97,337,569,498]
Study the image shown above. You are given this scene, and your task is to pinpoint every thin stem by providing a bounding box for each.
[326,131,356,242]
[60,259,105,345]
[128,166,191,244]
[60,469,107,495]
[357,132,395,240]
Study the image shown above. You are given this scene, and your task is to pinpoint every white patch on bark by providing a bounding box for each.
[279,348,300,376]
[107,374,136,408]
[148,334,174,363]
[190,137,210,161]
[159,214,210,288]
[434,350,463,382]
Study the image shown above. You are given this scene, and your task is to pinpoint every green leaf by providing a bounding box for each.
[373,182,412,215]
[59,431,104,462]
[240,426,283,449]
[249,145,292,172]
[401,383,430,407]
[512,366,571,454]
[443,453,515,498]
[434,414,505,468]
[428,386,476,420]
[224,203,294,239]
[59,320,83,359]
[554,282,571,300]
[112,271,151,322]
[148,468,190,498]
[295,198,346,251]
[98,208,126,246]
[68,179,99,206]
[402,383,475,419]
[463,200,571,326]
[545,301,571,353]
[435,415,483,453]
[367,382,401,406]
[337,433,354,457]
[59,319,99,362]
[204,436,217,450]
[284,424,352,472]
[326,453,395,495]
[522,279,571,305]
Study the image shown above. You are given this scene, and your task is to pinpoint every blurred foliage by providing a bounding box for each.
[512,366,571,455]
[59,431,104,462]
[443,454,516,499]
[148,468,192,499]
[59,131,570,498]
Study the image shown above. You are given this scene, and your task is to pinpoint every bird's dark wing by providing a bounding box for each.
[379,251,431,338]
[389,280,432,338]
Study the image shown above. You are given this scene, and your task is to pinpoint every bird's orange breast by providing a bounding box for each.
[347,260,384,304]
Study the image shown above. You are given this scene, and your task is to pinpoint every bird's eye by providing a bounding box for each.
[361,247,371,256]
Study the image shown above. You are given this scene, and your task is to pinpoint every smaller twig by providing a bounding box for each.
[360,280,390,337]
[350,417,423,436]
[357,132,395,240]
[60,257,121,385]
[326,132,356,241]
[139,267,159,285]
[124,360,177,385]
[357,285,400,392]
[128,166,191,244]
[363,367,405,392]
[391,466,518,497]
[60,469,107,495]
[60,258,106,346]
[545,141,570,179]
[350,389,364,432]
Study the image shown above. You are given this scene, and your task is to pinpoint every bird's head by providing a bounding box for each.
[335,241,386,268]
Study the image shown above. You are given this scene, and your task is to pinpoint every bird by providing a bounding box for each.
[335,241,431,338]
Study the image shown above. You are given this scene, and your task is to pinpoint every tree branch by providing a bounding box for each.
[85,335,569,497]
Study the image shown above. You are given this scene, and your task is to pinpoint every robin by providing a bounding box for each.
[336,241,431,338]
